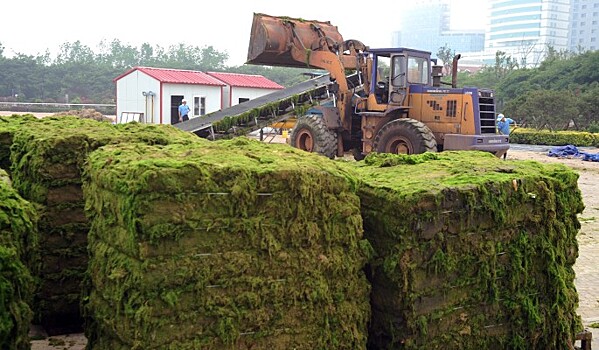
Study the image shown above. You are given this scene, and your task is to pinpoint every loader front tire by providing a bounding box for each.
[290,115,338,159]
[373,118,437,155]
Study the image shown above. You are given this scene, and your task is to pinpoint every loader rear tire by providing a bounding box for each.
[373,118,437,155]
[290,114,338,159]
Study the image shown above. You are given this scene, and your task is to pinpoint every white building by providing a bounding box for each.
[486,0,570,67]
[569,0,599,52]
[206,72,284,109]
[114,67,283,125]
[391,0,486,55]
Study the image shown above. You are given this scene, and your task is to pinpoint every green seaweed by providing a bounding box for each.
[343,151,584,349]
[0,168,36,349]
[6,116,204,331]
[82,138,370,349]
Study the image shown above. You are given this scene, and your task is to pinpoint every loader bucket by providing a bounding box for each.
[246,13,345,69]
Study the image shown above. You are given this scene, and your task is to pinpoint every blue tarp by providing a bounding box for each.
[548,145,599,162]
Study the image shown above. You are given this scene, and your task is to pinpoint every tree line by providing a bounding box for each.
[452,48,599,132]
[0,40,312,104]
[1,39,598,132]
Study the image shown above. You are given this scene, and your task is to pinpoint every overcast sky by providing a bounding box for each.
[0,0,488,66]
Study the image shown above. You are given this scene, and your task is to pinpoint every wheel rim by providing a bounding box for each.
[384,136,413,154]
[296,129,314,152]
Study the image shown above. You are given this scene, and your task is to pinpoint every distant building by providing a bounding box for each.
[569,0,599,52]
[486,0,570,67]
[391,0,485,55]
[206,72,284,109]
[113,67,283,125]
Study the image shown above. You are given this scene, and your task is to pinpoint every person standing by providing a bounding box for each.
[496,113,516,135]
[497,113,516,160]
[178,99,190,123]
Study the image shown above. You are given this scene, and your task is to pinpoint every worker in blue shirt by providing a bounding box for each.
[496,113,516,135]
[497,113,516,160]
[178,99,190,123]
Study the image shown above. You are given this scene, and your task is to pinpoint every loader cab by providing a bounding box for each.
[369,48,432,106]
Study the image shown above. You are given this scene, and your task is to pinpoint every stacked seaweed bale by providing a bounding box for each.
[350,152,583,350]
[0,114,38,171]
[0,168,37,349]
[8,116,200,335]
[83,138,371,349]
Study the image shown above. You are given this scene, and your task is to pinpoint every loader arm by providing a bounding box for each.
[246,13,366,130]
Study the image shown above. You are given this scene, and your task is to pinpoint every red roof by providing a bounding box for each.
[114,66,225,86]
[207,72,284,89]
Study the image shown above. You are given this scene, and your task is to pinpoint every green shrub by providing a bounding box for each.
[510,128,599,147]
[587,122,599,134]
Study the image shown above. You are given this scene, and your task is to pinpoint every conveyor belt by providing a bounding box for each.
[175,73,361,136]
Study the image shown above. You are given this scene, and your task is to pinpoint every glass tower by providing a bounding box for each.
[486,0,570,67]
[391,0,485,55]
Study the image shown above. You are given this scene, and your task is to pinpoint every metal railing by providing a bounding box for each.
[0,102,116,115]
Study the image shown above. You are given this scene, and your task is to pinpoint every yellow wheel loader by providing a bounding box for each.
[246,13,509,159]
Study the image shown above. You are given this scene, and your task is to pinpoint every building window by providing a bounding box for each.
[193,96,206,116]
[406,56,430,85]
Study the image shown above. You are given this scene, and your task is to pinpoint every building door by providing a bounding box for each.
[171,95,184,124]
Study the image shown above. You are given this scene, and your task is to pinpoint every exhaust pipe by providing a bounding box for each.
[452,54,461,88]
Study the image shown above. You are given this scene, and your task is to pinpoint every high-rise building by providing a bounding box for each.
[569,0,599,51]
[485,0,570,67]
[391,0,485,56]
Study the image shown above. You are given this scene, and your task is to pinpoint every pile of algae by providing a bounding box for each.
[7,115,202,334]
[0,168,37,350]
[82,138,371,349]
[345,151,583,350]
[0,114,39,172]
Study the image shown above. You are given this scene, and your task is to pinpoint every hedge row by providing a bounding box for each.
[510,128,599,147]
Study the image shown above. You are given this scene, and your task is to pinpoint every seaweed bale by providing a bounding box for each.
[0,114,39,172]
[8,116,202,335]
[349,152,583,350]
[82,138,371,349]
[0,168,37,349]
